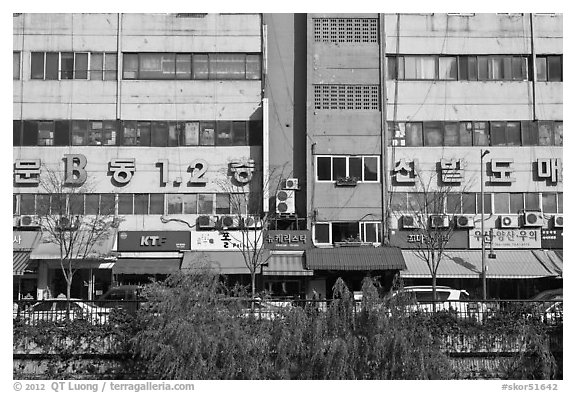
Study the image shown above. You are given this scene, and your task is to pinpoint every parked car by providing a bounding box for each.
[530,288,562,302]
[527,289,563,324]
[239,298,290,320]
[19,298,110,325]
[386,286,471,315]
[95,285,145,315]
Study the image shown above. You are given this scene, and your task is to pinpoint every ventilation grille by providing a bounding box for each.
[313,84,379,110]
[313,18,378,43]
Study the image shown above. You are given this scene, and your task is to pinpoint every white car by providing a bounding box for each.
[19,298,111,325]
[387,286,470,314]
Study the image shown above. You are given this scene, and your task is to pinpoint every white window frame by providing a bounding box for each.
[315,155,380,183]
[360,221,381,244]
[313,222,332,245]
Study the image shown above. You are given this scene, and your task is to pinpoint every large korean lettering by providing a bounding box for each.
[439,159,464,184]
[489,159,515,184]
[14,159,41,185]
[109,158,136,185]
[393,159,417,184]
[537,158,562,184]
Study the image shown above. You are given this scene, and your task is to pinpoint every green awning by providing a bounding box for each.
[306,247,406,271]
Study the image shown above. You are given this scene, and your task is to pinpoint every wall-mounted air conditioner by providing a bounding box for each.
[19,215,40,228]
[553,215,563,228]
[243,215,263,229]
[276,190,295,214]
[454,215,475,228]
[500,215,520,229]
[401,215,418,229]
[429,215,449,228]
[218,216,240,229]
[284,178,300,190]
[197,215,218,229]
[523,211,543,227]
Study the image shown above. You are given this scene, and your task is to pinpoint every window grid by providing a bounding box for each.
[30,51,118,81]
[313,18,378,43]
[315,155,380,183]
[314,84,379,110]
[313,221,382,245]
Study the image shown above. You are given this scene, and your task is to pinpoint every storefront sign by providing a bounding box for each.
[389,230,468,249]
[190,230,263,251]
[13,231,41,250]
[263,230,311,250]
[118,231,190,252]
[541,229,563,249]
[469,228,541,249]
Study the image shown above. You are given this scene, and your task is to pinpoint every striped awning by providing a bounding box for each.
[262,252,312,276]
[181,251,251,274]
[113,258,181,274]
[401,250,561,279]
[14,252,37,275]
[532,250,563,277]
[306,247,406,271]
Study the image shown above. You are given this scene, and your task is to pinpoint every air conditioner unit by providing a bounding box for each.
[276,190,295,214]
[19,215,40,228]
[218,215,240,229]
[523,211,543,227]
[243,215,263,229]
[284,178,300,190]
[454,215,475,228]
[13,216,20,227]
[401,215,418,229]
[57,216,80,231]
[429,215,449,228]
[553,215,563,228]
[197,215,218,229]
[500,215,520,229]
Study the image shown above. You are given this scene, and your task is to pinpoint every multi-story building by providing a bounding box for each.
[13,13,563,301]
[13,13,267,300]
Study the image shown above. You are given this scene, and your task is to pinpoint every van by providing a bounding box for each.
[96,285,144,314]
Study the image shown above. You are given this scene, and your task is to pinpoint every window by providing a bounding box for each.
[315,156,380,182]
[180,122,199,146]
[538,121,554,146]
[118,194,133,215]
[13,51,20,80]
[361,222,381,243]
[423,122,443,146]
[13,121,21,147]
[462,193,476,214]
[476,193,492,214]
[71,120,89,146]
[439,57,457,80]
[494,193,510,213]
[74,53,88,79]
[182,194,198,214]
[134,194,149,214]
[69,194,85,215]
[35,194,51,215]
[542,193,558,213]
[176,54,192,80]
[314,223,330,244]
[491,121,521,146]
[510,193,524,213]
[20,194,35,215]
[199,122,215,146]
[37,121,54,146]
[391,192,408,211]
[100,194,116,215]
[553,122,563,146]
[443,122,460,146]
[216,121,233,146]
[85,194,100,215]
[558,193,563,213]
[524,193,540,211]
[198,194,214,214]
[404,56,436,79]
[90,52,117,80]
[537,55,562,82]
[151,122,168,147]
[473,122,490,146]
[332,222,360,243]
[313,84,379,110]
[209,54,246,80]
[139,53,175,79]
[216,194,230,214]
[446,193,462,214]
[167,195,183,214]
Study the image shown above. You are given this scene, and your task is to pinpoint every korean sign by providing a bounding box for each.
[469,229,541,249]
[541,229,563,249]
[118,231,191,252]
[190,230,263,251]
[263,230,311,250]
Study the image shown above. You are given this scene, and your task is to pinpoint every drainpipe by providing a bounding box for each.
[529,13,537,121]
[379,14,389,246]
[116,13,122,121]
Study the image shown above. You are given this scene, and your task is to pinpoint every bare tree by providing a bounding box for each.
[393,163,473,305]
[36,166,117,302]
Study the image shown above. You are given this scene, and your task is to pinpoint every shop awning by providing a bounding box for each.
[400,250,561,279]
[262,252,312,276]
[306,247,406,271]
[532,250,563,277]
[181,251,251,274]
[113,259,181,274]
[14,252,37,275]
[30,231,116,260]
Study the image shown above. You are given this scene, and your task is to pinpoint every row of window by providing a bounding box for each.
[15,52,262,81]
[316,156,380,182]
[390,192,563,215]
[14,193,254,216]
[314,222,382,245]
[387,55,562,82]
[13,120,263,147]
[389,120,563,147]
[313,18,379,43]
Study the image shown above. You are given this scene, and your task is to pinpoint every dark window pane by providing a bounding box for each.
[332,222,360,243]
[558,193,563,213]
[387,57,397,79]
[554,122,563,146]
[31,52,44,79]
[139,53,175,79]
[232,121,247,145]
[538,121,554,146]
[151,122,168,147]
[488,56,503,80]
[405,123,423,146]
[467,56,478,80]
[69,194,85,215]
[22,121,38,146]
[512,57,526,80]
[167,122,179,147]
[462,193,475,214]
[181,122,199,146]
[494,193,510,214]
[502,56,512,80]
[521,121,538,146]
[216,121,233,146]
[314,223,330,243]
[100,194,115,215]
[88,121,103,146]
[37,121,54,146]
[510,193,524,213]
[333,157,347,179]
[317,157,331,181]
[137,122,151,146]
[458,56,468,80]
[542,193,557,213]
[349,157,362,180]
[363,223,379,243]
[123,54,138,79]
[13,51,20,80]
[209,54,245,79]
[248,120,263,146]
[215,194,230,214]
[547,56,562,81]
[363,157,378,181]
[167,195,183,214]
[536,57,547,81]
[122,121,137,146]
[54,121,70,146]
[104,53,117,80]
[85,194,100,215]
[13,120,21,146]
[391,192,407,211]
[20,195,35,215]
[524,193,539,210]
[149,194,164,214]
[90,52,103,80]
[60,52,74,79]
[118,194,133,215]
[477,56,488,80]
[71,120,88,146]
[443,122,459,146]
[424,122,443,146]
[476,193,492,214]
[74,53,88,79]
[446,194,461,214]
[192,54,209,79]
[50,195,67,215]
[459,122,473,146]
[407,193,426,212]
[182,194,198,214]
[46,53,59,80]
[36,194,51,215]
[198,194,214,214]
[506,122,521,146]
[134,194,148,214]
[176,54,191,80]
[246,54,261,80]
[490,121,507,146]
[199,121,216,146]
